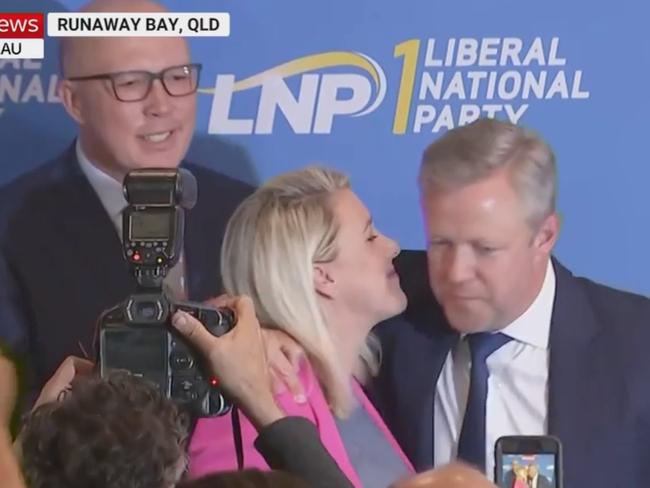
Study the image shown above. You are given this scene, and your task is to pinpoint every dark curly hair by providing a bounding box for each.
[21,371,190,488]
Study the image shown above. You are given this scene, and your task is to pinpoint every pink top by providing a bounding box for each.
[188,362,414,487]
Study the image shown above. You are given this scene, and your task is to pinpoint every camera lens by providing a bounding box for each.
[202,308,236,336]
[209,390,232,416]
[135,301,159,320]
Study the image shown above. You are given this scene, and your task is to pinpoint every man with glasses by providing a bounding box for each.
[0,0,253,397]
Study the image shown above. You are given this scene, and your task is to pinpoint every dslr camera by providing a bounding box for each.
[97,168,234,417]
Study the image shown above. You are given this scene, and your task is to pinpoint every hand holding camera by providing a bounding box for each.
[171,295,286,430]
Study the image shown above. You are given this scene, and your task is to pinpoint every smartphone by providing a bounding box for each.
[494,435,562,488]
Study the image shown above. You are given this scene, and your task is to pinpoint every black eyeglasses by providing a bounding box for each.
[67,63,202,102]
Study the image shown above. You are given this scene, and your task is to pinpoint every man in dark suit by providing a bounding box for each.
[0,0,253,396]
[527,464,552,488]
[368,118,650,488]
[502,460,520,488]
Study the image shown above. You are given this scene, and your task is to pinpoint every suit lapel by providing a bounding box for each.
[547,259,607,487]
[52,151,133,299]
[184,202,212,300]
[404,291,459,468]
[391,250,459,469]
[183,168,222,301]
[20,148,135,360]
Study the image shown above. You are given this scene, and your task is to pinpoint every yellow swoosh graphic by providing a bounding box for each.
[199,51,382,94]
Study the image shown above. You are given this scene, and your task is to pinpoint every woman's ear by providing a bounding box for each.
[313,264,337,299]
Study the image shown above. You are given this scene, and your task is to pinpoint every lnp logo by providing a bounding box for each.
[201,51,386,134]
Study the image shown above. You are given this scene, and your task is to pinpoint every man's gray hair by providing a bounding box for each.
[419,118,557,228]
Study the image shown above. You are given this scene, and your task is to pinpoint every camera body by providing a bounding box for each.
[97,168,234,417]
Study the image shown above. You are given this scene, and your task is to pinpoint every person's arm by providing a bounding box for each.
[0,355,26,488]
[0,424,25,488]
[171,297,353,488]
[28,356,94,411]
[0,251,32,433]
[12,355,93,464]
[254,416,353,488]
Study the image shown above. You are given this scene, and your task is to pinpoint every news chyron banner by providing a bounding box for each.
[0,0,648,295]
[0,11,226,52]
[47,12,228,37]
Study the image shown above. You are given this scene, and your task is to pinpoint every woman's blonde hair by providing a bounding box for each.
[221,166,378,416]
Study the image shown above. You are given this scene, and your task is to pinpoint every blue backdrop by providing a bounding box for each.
[1,0,649,294]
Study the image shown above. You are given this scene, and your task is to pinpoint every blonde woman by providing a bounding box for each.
[189,167,413,487]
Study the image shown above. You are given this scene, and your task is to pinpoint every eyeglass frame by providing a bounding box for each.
[66,63,203,102]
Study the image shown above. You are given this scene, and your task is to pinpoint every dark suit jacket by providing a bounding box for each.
[503,468,516,488]
[369,250,650,488]
[255,417,354,488]
[534,474,553,488]
[0,145,254,391]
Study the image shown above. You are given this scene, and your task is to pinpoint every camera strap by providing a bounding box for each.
[230,406,245,470]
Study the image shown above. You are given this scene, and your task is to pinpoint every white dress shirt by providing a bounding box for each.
[76,141,187,300]
[434,259,556,480]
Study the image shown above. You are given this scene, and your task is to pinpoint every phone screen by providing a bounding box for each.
[498,453,558,488]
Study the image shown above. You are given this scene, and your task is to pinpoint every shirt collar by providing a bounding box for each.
[76,139,127,225]
[500,259,556,350]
